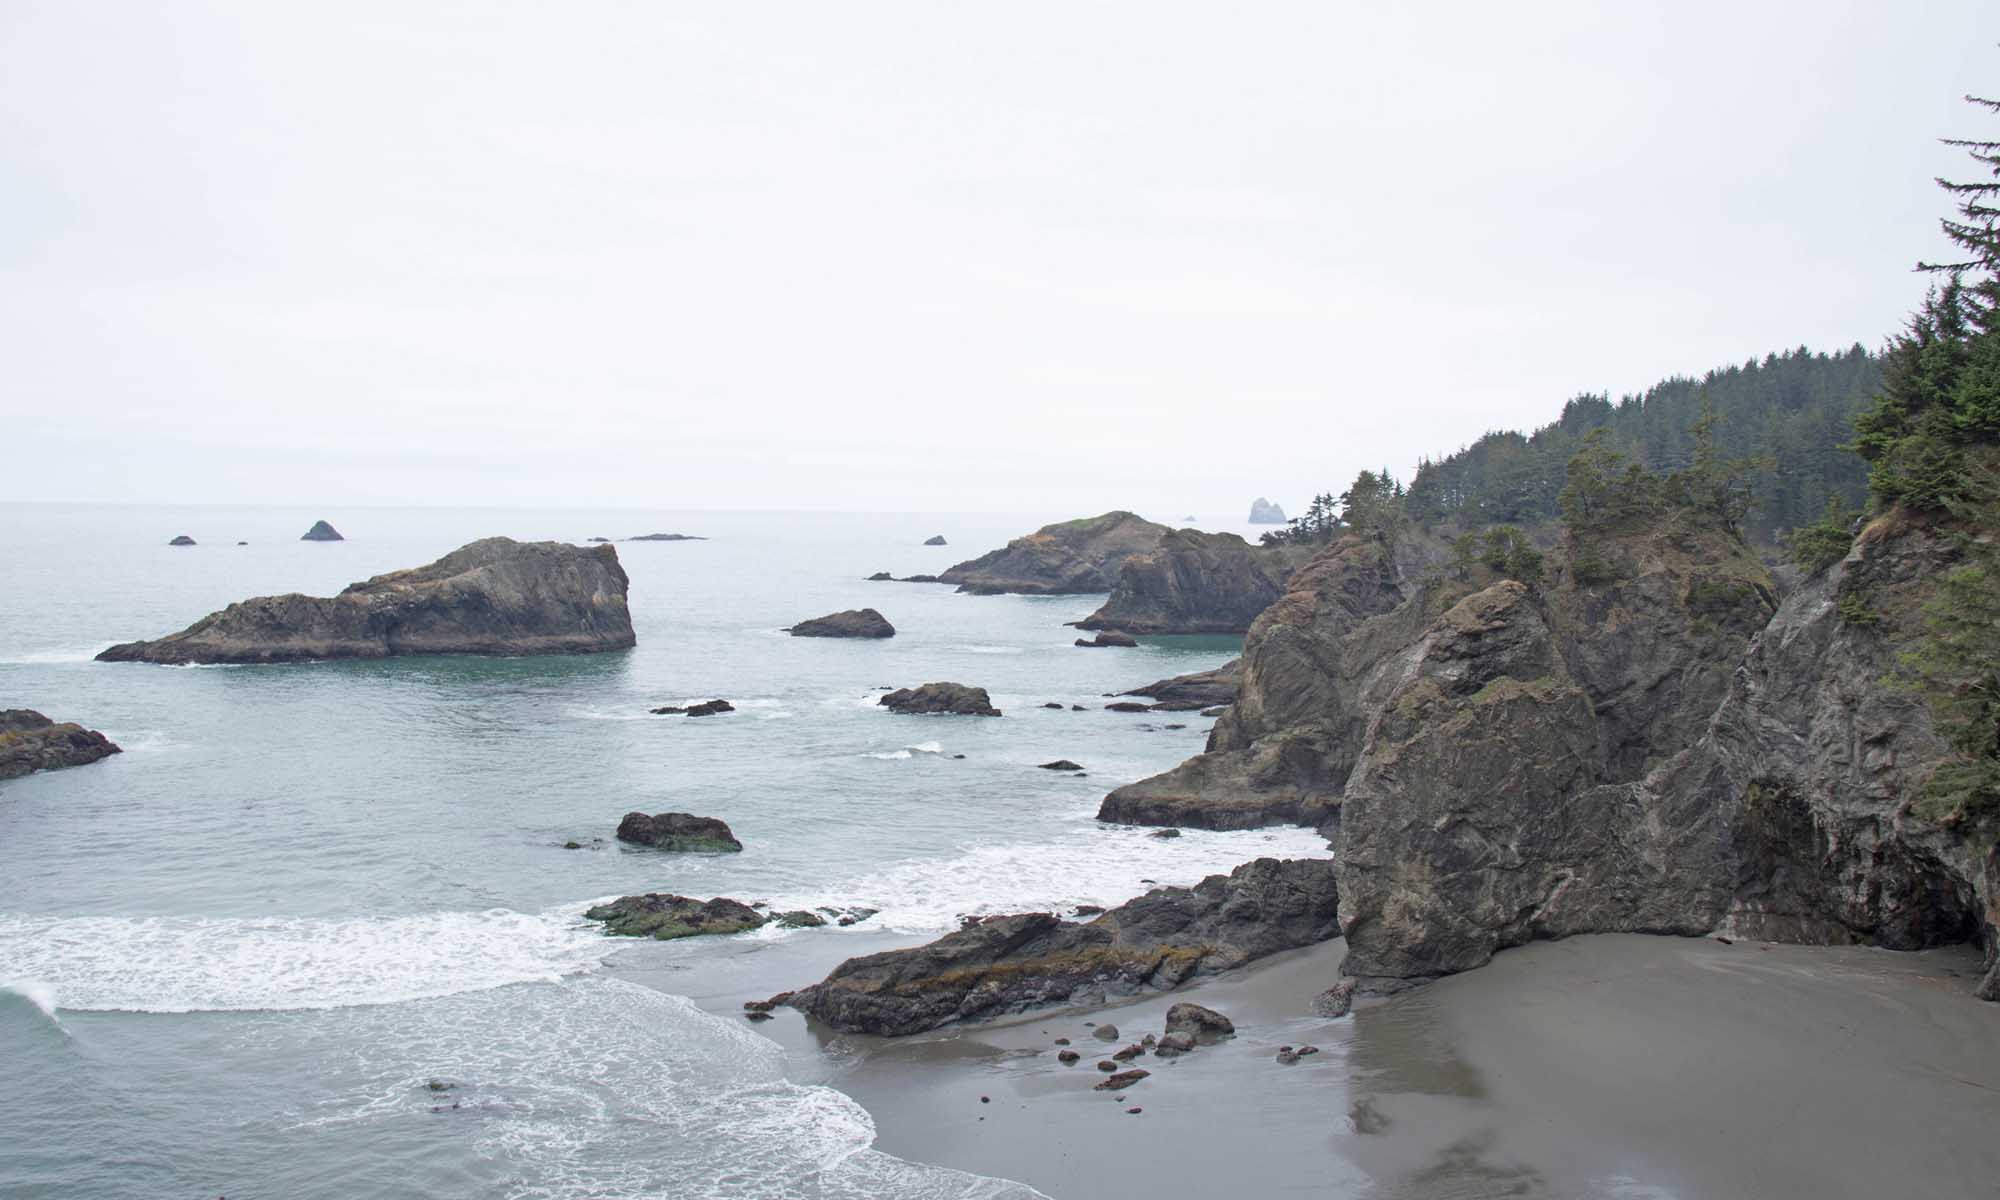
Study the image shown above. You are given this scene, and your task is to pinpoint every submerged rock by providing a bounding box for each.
[584,893,766,939]
[1095,1069,1150,1090]
[300,520,343,542]
[939,511,1171,595]
[1075,630,1138,648]
[1105,702,1150,713]
[879,683,1000,717]
[0,710,122,780]
[97,537,635,664]
[775,858,1338,1034]
[614,811,742,852]
[788,608,895,638]
[1037,759,1085,771]
[653,699,735,717]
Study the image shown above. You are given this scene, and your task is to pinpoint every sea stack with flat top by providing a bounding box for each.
[96,537,635,664]
[301,520,344,541]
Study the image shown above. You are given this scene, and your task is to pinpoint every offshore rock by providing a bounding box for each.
[300,520,343,542]
[1079,530,1311,635]
[776,857,1338,1034]
[788,608,896,638]
[1248,498,1287,524]
[97,538,635,664]
[614,811,743,853]
[0,710,122,780]
[627,532,706,541]
[879,683,1001,717]
[939,511,1171,595]
[584,893,767,940]
[924,535,948,546]
[1075,631,1137,648]
[168,535,196,546]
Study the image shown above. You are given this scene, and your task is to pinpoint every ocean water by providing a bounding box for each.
[0,503,1325,1199]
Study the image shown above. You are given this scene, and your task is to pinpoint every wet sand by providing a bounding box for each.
[682,931,2000,1199]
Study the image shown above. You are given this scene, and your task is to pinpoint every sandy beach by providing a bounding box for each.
[671,930,2000,1199]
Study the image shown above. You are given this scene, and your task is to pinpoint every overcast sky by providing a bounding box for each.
[2,2,1994,514]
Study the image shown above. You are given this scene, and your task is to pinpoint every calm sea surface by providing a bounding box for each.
[0,504,1322,1198]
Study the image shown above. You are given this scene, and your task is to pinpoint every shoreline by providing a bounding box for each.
[672,930,2000,1199]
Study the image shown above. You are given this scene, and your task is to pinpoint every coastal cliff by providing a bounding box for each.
[97,537,635,664]
[1076,530,1311,634]
[938,511,1169,595]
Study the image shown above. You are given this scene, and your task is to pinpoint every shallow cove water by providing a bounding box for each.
[0,503,1324,1198]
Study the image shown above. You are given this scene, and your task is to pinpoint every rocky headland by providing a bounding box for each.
[1077,529,1311,634]
[97,537,636,664]
[775,857,1338,1034]
[0,710,122,780]
[788,608,895,638]
[938,511,1170,595]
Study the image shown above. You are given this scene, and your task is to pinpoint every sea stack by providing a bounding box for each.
[924,535,948,546]
[96,537,635,664]
[1247,498,1286,524]
[787,608,896,638]
[0,710,122,780]
[168,535,196,546]
[301,520,344,542]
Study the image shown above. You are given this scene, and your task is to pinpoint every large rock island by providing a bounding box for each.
[1076,529,1312,634]
[0,710,121,780]
[938,511,1170,595]
[96,537,635,664]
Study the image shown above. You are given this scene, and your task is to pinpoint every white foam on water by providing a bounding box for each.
[105,730,186,753]
[862,750,913,760]
[0,645,104,664]
[956,645,1022,655]
[907,741,944,755]
[764,823,1332,934]
[0,978,62,1024]
[0,907,610,1013]
[860,740,947,761]
[277,976,1044,1199]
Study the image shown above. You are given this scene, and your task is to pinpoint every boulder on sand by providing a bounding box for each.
[584,893,766,940]
[0,710,122,780]
[96,537,635,664]
[1163,1001,1234,1037]
[300,520,344,542]
[787,608,896,639]
[615,811,742,852]
[774,857,1338,1034]
[879,683,1001,717]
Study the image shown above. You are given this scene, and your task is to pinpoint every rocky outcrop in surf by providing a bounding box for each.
[614,811,742,852]
[1077,529,1310,634]
[879,683,1000,717]
[787,608,895,638]
[0,710,121,780]
[300,520,343,542]
[1248,498,1286,524]
[585,894,766,940]
[1122,660,1242,711]
[938,511,1170,595]
[777,857,1338,1034]
[96,537,636,664]
[1075,630,1136,648]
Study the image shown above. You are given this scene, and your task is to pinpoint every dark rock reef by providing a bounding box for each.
[97,537,635,664]
[1248,498,1287,524]
[939,511,1170,595]
[653,700,735,717]
[585,894,765,940]
[300,520,343,542]
[614,811,742,852]
[0,710,121,780]
[879,683,1001,717]
[1075,630,1136,648]
[1078,530,1311,635]
[776,857,1337,1034]
[787,608,896,639]
[627,533,707,541]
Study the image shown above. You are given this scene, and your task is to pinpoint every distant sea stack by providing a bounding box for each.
[788,608,895,638]
[0,710,121,780]
[169,535,196,546]
[627,533,706,542]
[96,537,635,664]
[938,511,1170,595]
[1248,498,1286,524]
[301,520,344,542]
[924,535,948,546]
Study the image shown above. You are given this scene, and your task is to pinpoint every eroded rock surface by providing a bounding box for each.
[1079,530,1310,634]
[98,538,635,664]
[939,511,1170,595]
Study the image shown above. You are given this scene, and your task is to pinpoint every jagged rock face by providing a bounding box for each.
[938,511,1170,595]
[96,537,635,664]
[787,608,895,638]
[0,710,122,780]
[1077,530,1310,634]
[1248,498,1286,524]
[1122,660,1242,711]
[780,857,1338,1035]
